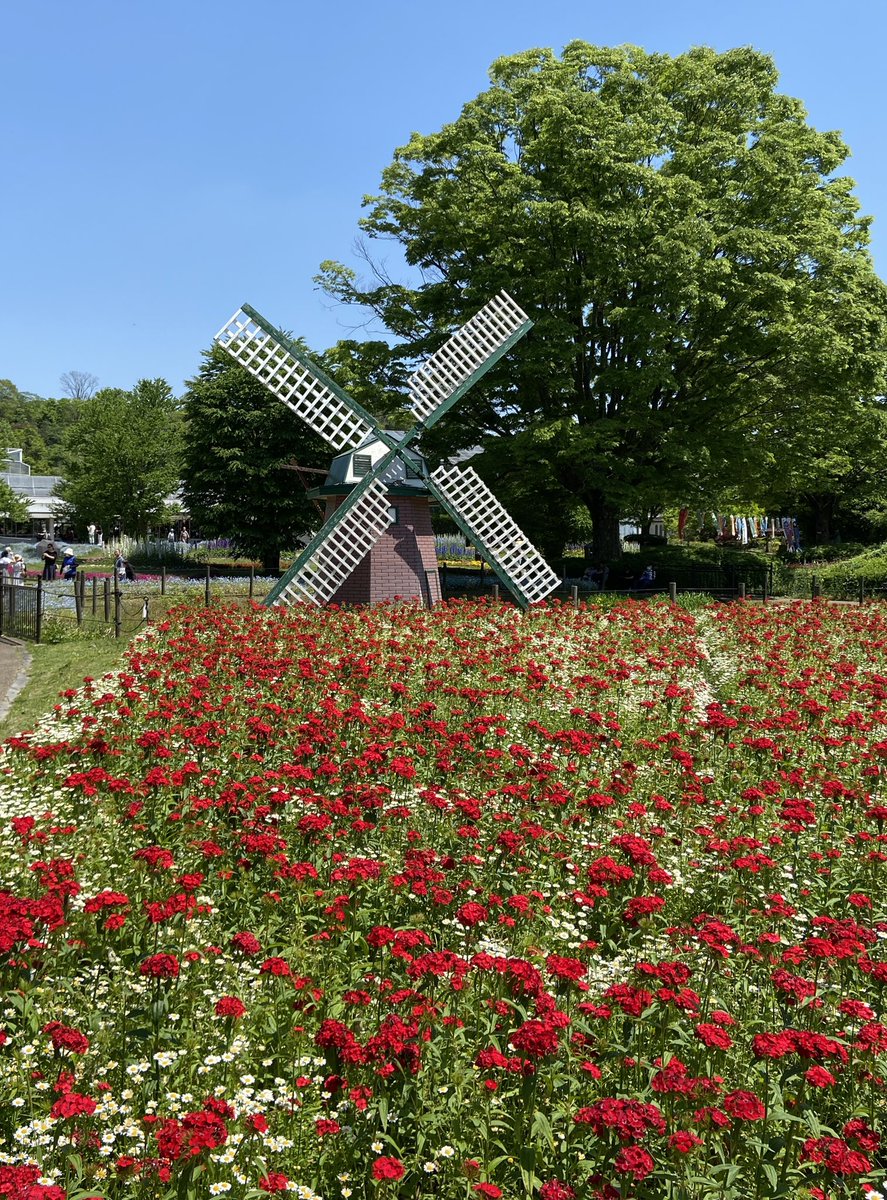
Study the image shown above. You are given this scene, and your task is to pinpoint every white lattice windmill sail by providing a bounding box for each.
[215,309,374,451]
[274,479,392,607]
[431,464,560,606]
[407,291,532,425]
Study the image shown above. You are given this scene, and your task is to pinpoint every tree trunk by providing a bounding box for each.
[814,498,834,545]
[587,490,622,561]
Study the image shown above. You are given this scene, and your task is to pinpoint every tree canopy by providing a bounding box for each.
[0,380,84,474]
[0,479,31,527]
[319,42,887,556]
[55,379,182,538]
[181,346,332,571]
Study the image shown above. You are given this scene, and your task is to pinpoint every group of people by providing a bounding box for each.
[39,542,79,581]
[85,523,104,547]
[0,547,26,583]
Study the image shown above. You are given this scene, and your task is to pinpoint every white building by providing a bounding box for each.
[2,449,63,536]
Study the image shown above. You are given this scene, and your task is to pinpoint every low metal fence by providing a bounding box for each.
[0,577,41,641]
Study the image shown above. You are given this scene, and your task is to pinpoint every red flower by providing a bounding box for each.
[539,1182,575,1200]
[139,953,180,979]
[456,902,488,927]
[231,930,262,955]
[43,1021,90,1054]
[214,995,247,1019]
[259,957,292,976]
[509,1019,561,1059]
[614,1145,655,1180]
[258,1172,291,1192]
[50,1092,97,1119]
[694,1022,733,1050]
[373,1157,405,1181]
[669,1131,703,1153]
[723,1091,766,1121]
[473,1185,502,1199]
[805,1066,836,1087]
[801,1137,871,1175]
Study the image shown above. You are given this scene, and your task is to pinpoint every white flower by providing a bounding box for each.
[371,1140,384,1153]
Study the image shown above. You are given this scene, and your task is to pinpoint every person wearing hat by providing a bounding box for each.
[0,547,11,578]
[61,548,78,579]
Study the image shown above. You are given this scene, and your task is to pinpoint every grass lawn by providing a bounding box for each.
[0,635,129,738]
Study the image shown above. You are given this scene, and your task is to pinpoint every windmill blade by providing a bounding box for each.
[407,291,533,428]
[268,478,392,607]
[215,307,376,451]
[429,464,560,608]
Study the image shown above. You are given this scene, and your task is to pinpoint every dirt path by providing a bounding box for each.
[0,637,31,724]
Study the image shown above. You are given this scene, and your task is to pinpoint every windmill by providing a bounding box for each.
[214,292,560,610]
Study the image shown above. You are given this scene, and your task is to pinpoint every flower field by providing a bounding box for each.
[2,597,887,1200]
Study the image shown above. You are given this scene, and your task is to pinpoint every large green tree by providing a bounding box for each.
[319,42,887,557]
[56,379,182,537]
[181,346,331,571]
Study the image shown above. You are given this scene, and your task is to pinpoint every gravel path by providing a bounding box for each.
[0,638,31,725]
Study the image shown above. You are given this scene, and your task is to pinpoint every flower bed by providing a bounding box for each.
[0,597,885,1198]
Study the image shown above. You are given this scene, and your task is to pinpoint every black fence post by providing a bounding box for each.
[739,582,746,601]
[249,564,254,599]
[859,579,866,606]
[205,563,211,607]
[91,576,97,616]
[161,564,166,596]
[74,576,82,626]
[812,575,820,600]
[103,578,110,623]
[571,584,579,609]
[114,573,122,639]
[35,577,43,644]
[668,581,677,603]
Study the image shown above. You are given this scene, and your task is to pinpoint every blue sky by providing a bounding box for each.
[2,0,885,400]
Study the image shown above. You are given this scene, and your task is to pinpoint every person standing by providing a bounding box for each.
[42,542,58,580]
[95,525,103,548]
[167,527,175,544]
[87,522,96,544]
[10,554,24,585]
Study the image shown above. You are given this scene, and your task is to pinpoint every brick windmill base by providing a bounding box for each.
[324,492,442,607]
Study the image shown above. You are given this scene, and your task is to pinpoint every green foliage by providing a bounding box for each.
[0,379,85,473]
[781,541,887,596]
[318,42,887,557]
[0,478,30,524]
[55,379,182,537]
[317,339,413,429]
[180,345,330,571]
